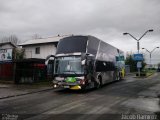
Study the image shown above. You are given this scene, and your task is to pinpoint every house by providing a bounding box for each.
[0,42,16,62]
[0,42,16,80]
[16,35,68,83]
[19,35,67,59]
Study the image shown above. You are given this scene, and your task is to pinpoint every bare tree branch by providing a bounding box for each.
[0,35,19,46]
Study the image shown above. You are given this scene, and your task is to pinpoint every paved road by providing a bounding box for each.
[0,73,160,120]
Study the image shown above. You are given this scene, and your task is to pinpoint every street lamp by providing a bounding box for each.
[123,29,154,53]
[142,47,159,67]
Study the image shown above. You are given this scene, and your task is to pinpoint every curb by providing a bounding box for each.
[133,72,155,79]
[0,88,53,100]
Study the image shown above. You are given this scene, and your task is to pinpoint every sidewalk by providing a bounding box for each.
[124,73,140,82]
[123,72,159,86]
[0,83,53,99]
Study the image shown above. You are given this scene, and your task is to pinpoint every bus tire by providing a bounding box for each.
[119,72,123,80]
[117,72,120,81]
[113,71,117,81]
[81,86,87,93]
[95,76,102,89]
[81,85,87,91]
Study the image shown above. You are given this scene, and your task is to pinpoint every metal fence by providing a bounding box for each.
[0,62,13,80]
[15,59,46,84]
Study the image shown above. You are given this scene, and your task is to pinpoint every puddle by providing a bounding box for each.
[121,98,160,112]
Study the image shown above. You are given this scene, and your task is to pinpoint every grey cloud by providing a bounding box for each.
[0,0,160,63]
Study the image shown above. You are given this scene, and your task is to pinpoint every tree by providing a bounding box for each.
[125,54,137,72]
[32,34,42,39]
[1,35,19,46]
[125,54,146,72]
[12,48,25,60]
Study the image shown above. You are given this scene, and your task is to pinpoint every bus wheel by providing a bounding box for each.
[95,76,102,88]
[81,85,86,92]
[116,73,120,81]
[113,71,117,81]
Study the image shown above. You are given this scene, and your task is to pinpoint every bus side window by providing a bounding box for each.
[96,61,107,72]
[88,60,93,73]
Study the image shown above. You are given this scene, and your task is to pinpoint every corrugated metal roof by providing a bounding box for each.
[19,35,69,46]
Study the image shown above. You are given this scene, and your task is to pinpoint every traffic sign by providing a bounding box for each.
[133,54,143,61]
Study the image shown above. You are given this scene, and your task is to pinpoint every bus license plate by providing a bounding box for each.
[64,86,69,88]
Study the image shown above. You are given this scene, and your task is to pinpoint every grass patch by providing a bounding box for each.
[0,80,14,84]
[135,69,156,77]
[33,80,52,86]
[146,70,156,77]
[0,79,53,87]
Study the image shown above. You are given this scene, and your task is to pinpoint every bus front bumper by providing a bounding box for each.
[53,81,82,90]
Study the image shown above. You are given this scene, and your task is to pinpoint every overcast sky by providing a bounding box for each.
[0,0,160,64]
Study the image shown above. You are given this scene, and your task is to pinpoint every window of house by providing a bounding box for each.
[35,47,40,54]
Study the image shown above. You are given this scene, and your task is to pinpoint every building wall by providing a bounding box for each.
[0,44,14,61]
[23,44,57,59]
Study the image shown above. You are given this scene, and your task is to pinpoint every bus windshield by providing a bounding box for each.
[54,56,84,75]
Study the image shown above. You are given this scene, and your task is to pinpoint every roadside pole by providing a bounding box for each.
[138,68,140,77]
[137,61,142,77]
[123,30,153,77]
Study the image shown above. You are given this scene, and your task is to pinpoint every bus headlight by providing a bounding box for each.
[54,84,57,88]
[80,79,85,85]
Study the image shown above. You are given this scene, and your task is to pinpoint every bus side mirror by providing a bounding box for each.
[81,59,86,66]
[45,55,56,65]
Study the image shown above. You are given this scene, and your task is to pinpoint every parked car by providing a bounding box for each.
[157,67,160,72]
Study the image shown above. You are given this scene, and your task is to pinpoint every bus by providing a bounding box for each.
[45,35,125,90]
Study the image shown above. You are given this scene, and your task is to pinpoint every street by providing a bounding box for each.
[0,73,160,120]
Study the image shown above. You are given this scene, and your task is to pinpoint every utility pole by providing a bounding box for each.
[123,29,153,53]
[142,47,159,68]
[123,29,154,76]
